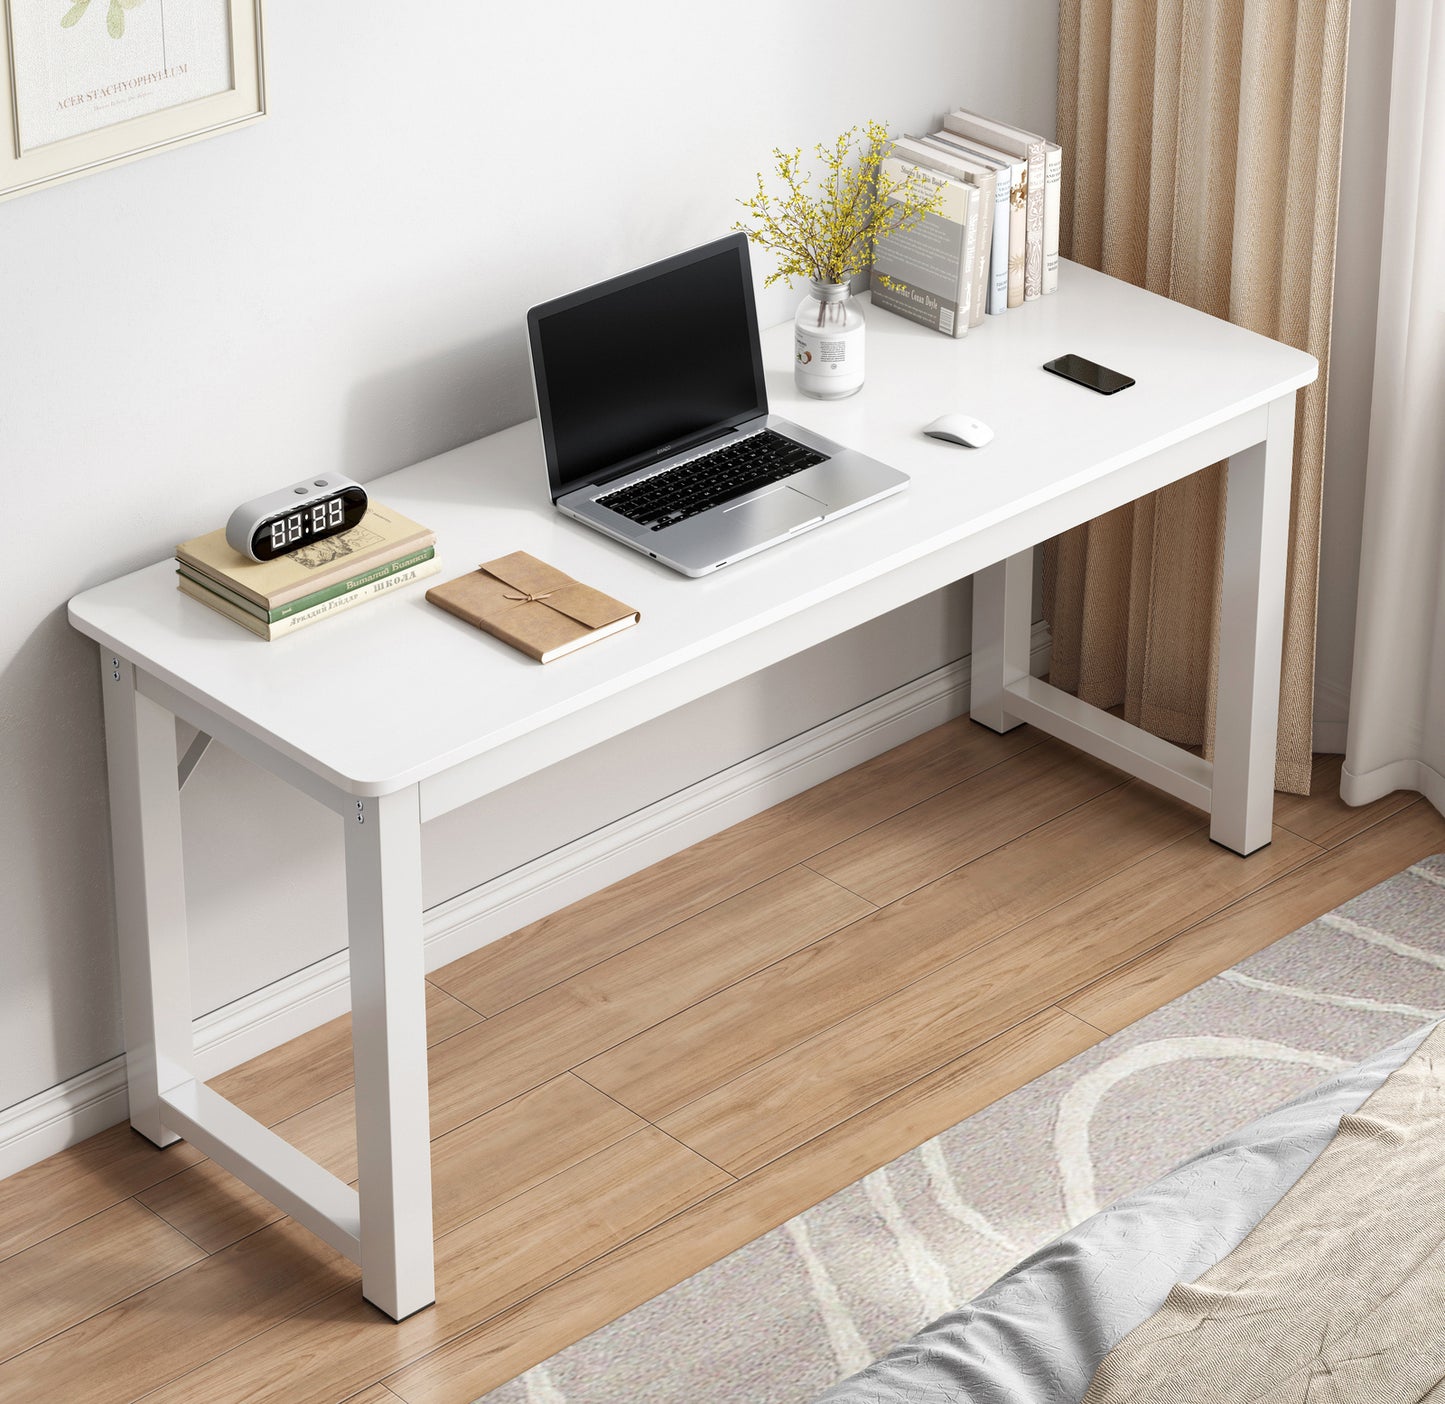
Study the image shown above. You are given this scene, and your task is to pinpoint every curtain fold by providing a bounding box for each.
[1050,0,1350,793]
[1342,0,1445,819]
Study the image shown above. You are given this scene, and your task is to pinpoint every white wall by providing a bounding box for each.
[0,3,1059,1125]
[1314,0,1396,750]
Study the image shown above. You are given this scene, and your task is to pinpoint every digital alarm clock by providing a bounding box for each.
[226,475,370,562]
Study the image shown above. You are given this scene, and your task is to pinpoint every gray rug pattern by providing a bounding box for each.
[477,855,1445,1404]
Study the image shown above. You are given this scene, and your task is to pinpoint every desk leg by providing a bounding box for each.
[101,658,193,1148]
[971,550,1033,732]
[346,788,435,1321]
[1211,394,1295,855]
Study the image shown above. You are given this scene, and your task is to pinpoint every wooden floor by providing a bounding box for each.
[2,721,1441,1404]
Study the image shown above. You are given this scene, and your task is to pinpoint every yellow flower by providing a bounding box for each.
[734,119,947,289]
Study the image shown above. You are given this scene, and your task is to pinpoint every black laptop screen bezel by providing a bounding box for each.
[526,233,770,503]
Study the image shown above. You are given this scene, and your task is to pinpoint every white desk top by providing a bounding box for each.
[69,263,1316,798]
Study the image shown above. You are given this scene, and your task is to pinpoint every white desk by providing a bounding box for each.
[68,262,1316,1320]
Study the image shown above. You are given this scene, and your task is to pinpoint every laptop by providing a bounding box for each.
[526,233,909,577]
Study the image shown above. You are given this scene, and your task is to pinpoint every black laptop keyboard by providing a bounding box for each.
[596,429,829,531]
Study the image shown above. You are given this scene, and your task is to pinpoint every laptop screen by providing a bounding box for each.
[528,234,769,499]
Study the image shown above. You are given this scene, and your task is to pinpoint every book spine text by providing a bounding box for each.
[988,168,1009,314]
[270,560,440,637]
[271,546,437,619]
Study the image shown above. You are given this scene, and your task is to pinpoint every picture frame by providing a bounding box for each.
[0,0,265,203]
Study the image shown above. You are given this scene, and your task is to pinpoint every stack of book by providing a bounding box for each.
[176,502,438,640]
[872,107,1062,338]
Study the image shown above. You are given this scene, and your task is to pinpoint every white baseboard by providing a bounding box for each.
[0,625,1051,1181]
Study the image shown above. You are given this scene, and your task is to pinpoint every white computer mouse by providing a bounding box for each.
[923,413,994,448]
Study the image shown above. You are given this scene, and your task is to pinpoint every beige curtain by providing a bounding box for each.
[1049,0,1350,794]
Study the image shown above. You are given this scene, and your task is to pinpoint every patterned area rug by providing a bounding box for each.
[477,855,1445,1404]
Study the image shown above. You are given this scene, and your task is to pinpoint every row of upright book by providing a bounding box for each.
[176,503,438,640]
[872,107,1062,337]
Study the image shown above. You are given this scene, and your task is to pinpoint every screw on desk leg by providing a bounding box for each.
[345,789,435,1320]
[100,656,193,1147]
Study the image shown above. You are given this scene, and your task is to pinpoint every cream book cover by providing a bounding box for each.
[892,135,995,329]
[871,156,978,338]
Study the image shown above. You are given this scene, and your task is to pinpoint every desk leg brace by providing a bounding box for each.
[1211,394,1295,855]
[346,789,436,1321]
[102,659,194,1147]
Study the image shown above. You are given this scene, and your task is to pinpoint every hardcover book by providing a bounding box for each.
[426,551,639,663]
[177,546,436,622]
[890,135,995,329]
[871,156,978,338]
[944,110,1046,301]
[933,130,1028,308]
[923,132,1011,315]
[1043,141,1062,294]
[177,502,435,608]
[178,558,439,640]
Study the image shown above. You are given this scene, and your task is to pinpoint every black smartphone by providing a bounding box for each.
[1042,353,1135,395]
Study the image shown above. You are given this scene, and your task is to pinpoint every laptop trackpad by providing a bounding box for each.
[721,485,825,537]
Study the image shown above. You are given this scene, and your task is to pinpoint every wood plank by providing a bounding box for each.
[1272,753,1417,849]
[423,983,485,1042]
[276,1072,650,1232]
[0,1122,203,1264]
[342,1387,406,1404]
[429,718,1039,1015]
[140,1074,644,1253]
[804,737,1125,903]
[134,1158,281,1258]
[428,1076,647,1240]
[122,1129,731,1404]
[1063,799,1445,1032]
[382,1009,1102,1403]
[0,1215,358,1404]
[579,780,1205,1122]
[424,867,872,1140]
[0,1200,204,1364]
[273,1086,357,1181]
[661,825,1317,1174]
[207,982,482,1129]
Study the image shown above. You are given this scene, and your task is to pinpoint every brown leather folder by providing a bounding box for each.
[426,551,638,663]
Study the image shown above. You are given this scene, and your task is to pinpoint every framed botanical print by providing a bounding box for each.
[1,0,264,202]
